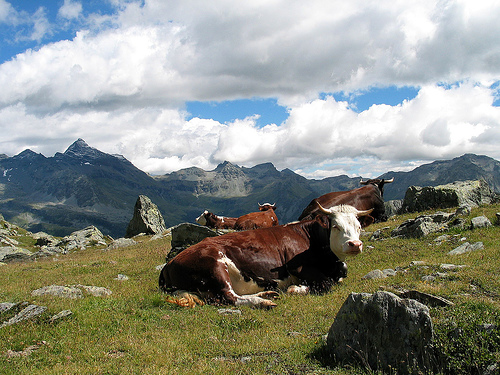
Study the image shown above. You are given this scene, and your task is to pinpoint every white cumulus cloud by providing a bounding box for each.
[0,0,499,178]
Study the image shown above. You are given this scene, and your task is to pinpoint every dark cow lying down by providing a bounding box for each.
[159,204,373,308]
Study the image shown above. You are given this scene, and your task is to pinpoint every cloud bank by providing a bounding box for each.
[0,0,499,178]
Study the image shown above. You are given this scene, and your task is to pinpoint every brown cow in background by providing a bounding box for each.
[298,178,393,224]
[234,203,279,230]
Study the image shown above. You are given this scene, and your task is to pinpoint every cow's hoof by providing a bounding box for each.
[258,299,278,309]
[257,291,280,300]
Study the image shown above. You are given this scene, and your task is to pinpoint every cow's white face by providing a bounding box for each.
[322,205,371,261]
[195,210,209,226]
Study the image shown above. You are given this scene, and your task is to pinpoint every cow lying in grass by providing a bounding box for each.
[234,203,279,230]
[160,204,373,308]
[195,210,238,229]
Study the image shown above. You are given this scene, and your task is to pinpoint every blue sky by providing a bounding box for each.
[1,0,500,178]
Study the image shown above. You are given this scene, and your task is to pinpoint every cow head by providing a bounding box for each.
[195,210,210,226]
[317,204,373,261]
[359,177,394,197]
[258,203,277,211]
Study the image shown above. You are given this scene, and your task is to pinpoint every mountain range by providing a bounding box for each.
[1,139,499,238]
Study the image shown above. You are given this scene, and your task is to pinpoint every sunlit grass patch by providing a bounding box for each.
[1,205,500,374]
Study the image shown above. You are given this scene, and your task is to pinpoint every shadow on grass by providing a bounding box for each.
[308,343,370,375]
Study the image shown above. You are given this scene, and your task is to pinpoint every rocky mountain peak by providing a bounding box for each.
[64,139,104,160]
[12,149,45,161]
[214,161,239,172]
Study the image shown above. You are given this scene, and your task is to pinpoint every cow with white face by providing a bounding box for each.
[160,204,373,308]
[317,203,367,261]
[195,210,238,229]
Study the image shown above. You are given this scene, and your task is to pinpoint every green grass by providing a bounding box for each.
[1,205,500,374]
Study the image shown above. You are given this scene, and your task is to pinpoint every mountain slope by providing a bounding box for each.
[0,139,499,237]
[380,154,500,201]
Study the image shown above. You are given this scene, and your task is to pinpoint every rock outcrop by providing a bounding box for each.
[391,210,461,238]
[402,180,496,213]
[125,195,167,238]
[327,291,436,374]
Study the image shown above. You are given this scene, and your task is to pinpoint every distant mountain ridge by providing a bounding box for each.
[0,139,499,238]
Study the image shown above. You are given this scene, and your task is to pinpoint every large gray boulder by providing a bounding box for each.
[125,195,167,238]
[327,291,436,374]
[402,180,495,213]
[384,199,403,217]
[167,223,219,261]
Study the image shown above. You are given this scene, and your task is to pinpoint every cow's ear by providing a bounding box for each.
[315,214,330,229]
[358,215,374,228]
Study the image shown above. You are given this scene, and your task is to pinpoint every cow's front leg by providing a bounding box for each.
[214,260,278,308]
[234,293,278,309]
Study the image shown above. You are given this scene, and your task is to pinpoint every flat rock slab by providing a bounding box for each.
[32,285,83,299]
[77,285,112,297]
[50,310,73,323]
[32,285,112,299]
[399,290,454,307]
[448,241,484,255]
[0,302,17,313]
[1,304,47,328]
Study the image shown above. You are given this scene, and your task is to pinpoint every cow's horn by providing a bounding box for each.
[356,208,374,217]
[384,177,394,183]
[316,202,332,215]
[258,202,262,206]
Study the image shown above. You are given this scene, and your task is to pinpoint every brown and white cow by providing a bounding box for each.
[298,178,393,224]
[233,203,279,230]
[196,210,238,229]
[159,204,373,308]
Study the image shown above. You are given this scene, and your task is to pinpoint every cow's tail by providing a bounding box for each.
[165,292,205,308]
[158,265,204,308]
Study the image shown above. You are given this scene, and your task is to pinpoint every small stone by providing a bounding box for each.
[470,216,492,229]
[422,275,436,282]
[78,285,112,297]
[409,261,426,267]
[440,264,468,270]
[382,269,396,277]
[107,238,137,250]
[448,241,484,255]
[115,274,129,281]
[217,308,242,316]
[50,310,73,323]
[362,269,385,279]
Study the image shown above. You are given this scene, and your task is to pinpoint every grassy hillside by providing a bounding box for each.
[1,205,500,374]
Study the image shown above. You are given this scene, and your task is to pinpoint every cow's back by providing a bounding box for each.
[234,209,279,230]
[299,185,385,222]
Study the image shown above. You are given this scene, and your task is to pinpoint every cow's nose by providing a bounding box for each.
[347,240,363,252]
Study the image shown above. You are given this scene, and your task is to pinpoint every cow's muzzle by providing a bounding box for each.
[346,240,363,255]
